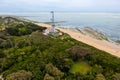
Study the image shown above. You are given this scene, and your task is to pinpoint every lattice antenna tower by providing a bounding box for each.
[51,11,55,32]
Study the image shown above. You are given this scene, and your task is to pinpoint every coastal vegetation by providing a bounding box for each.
[0,17,120,80]
[76,27,109,41]
[116,40,120,44]
[70,62,91,74]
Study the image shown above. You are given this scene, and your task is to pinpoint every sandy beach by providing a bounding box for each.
[36,23,120,57]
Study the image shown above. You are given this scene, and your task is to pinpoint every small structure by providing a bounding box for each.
[58,32,63,35]
[43,27,51,35]
[1,16,5,19]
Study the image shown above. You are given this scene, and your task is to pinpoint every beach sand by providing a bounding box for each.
[36,23,120,57]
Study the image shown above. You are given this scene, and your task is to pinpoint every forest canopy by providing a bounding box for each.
[0,17,120,80]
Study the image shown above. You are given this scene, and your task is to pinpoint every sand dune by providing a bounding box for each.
[36,23,120,57]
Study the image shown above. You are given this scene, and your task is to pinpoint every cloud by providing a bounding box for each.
[0,0,120,12]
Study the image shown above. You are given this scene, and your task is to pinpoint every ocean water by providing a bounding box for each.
[0,12,120,40]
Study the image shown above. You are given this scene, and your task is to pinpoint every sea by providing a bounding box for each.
[0,12,120,41]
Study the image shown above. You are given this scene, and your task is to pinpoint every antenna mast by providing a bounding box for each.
[51,11,55,33]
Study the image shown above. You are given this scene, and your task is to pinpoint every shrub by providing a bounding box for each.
[6,70,32,80]
[95,74,106,80]
[112,73,120,80]
[44,74,55,80]
[66,46,93,61]
[45,63,64,79]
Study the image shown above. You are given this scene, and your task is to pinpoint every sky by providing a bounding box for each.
[0,0,120,12]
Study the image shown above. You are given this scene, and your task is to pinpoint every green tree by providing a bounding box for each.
[66,46,92,61]
[44,74,55,80]
[18,28,27,35]
[45,63,64,79]
[95,74,106,80]
[92,64,103,74]
[6,70,32,80]
[112,73,120,80]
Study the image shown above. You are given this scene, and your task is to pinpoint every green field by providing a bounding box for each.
[70,62,91,74]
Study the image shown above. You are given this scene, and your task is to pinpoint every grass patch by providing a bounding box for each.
[70,62,91,75]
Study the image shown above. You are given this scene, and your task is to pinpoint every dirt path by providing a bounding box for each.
[36,23,120,57]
